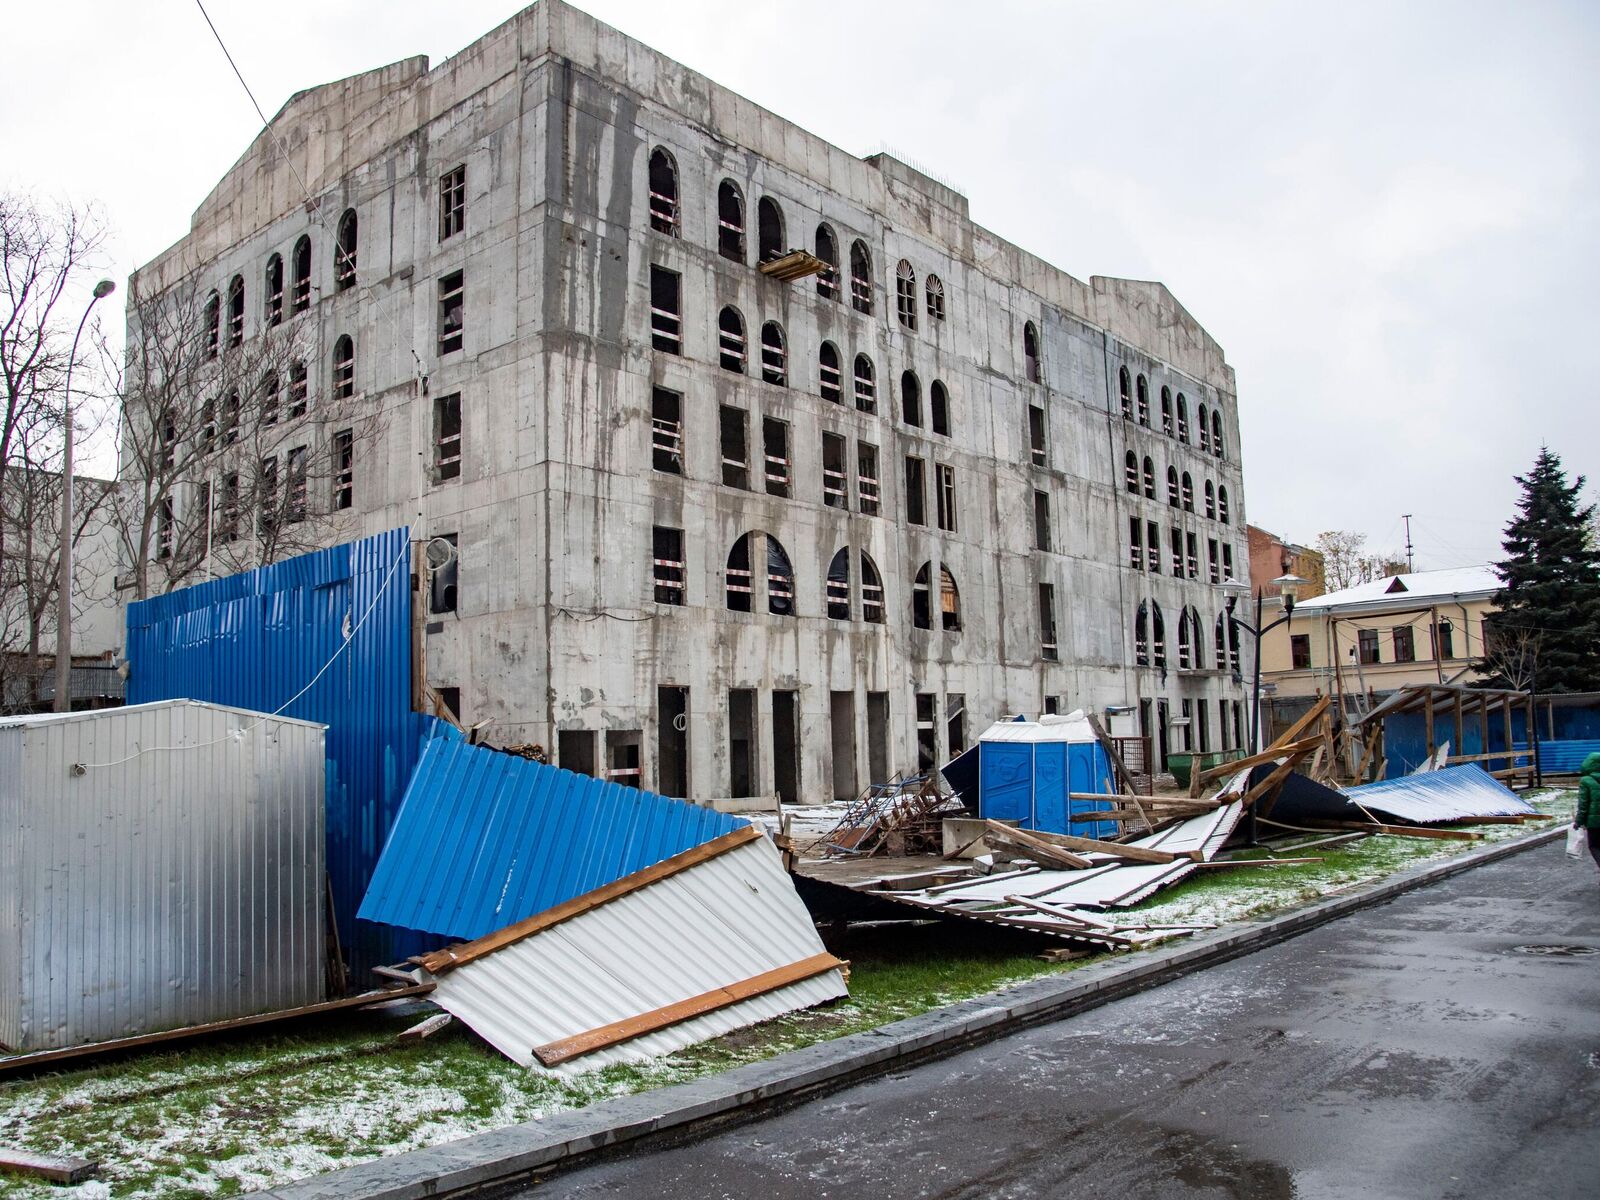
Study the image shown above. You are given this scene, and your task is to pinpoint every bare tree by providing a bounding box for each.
[1315,529,1407,592]
[1479,620,1541,692]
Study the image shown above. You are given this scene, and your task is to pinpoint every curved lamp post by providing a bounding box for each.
[53,278,117,712]
[1220,572,1308,755]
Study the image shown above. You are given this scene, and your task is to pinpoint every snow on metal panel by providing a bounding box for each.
[358,736,744,941]
[426,835,847,1073]
[125,528,421,975]
[0,700,325,1051]
[978,716,1097,743]
[1342,764,1534,824]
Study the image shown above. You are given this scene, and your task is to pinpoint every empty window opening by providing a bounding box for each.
[1181,472,1194,512]
[930,380,950,437]
[757,196,785,262]
[1196,698,1211,752]
[1124,451,1139,494]
[651,388,682,474]
[1136,374,1150,426]
[260,371,280,426]
[558,730,597,777]
[766,535,795,615]
[658,686,689,797]
[826,548,852,620]
[1212,411,1224,459]
[815,224,840,300]
[772,690,800,806]
[853,354,877,413]
[1129,516,1144,570]
[653,526,685,605]
[1161,386,1174,436]
[947,693,968,757]
[1208,537,1220,583]
[1204,479,1215,519]
[1146,519,1161,573]
[429,532,459,613]
[1142,456,1156,499]
[718,180,745,261]
[1178,608,1194,669]
[830,691,857,802]
[760,321,786,385]
[901,371,922,427]
[866,693,890,786]
[762,417,790,497]
[729,689,758,798]
[1135,602,1151,667]
[606,731,643,790]
[726,534,754,612]
[157,497,175,559]
[200,397,216,453]
[223,390,241,444]
[440,165,466,240]
[1034,489,1051,551]
[438,270,464,354]
[822,432,848,509]
[649,266,682,353]
[1222,543,1235,579]
[861,551,885,623]
[335,209,357,291]
[925,274,945,322]
[332,334,354,399]
[1176,394,1189,442]
[1186,531,1199,579]
[227,275,244,346]
[435,392,463,482]
[648,148,679,236]
[292,236,312,313]
[1169,526,1183,575]
[857,442,881,516]
[905,456,926,526]
[1167,466,1180,508]
[1119,367,1133,419]
[819,341,843,403]
[1023,321,1041,384]
[936,463,957,532]
[718,305,746,372]
[217,472,240,543]
[1039,583,1059,661]
[265,254,283,327]
[1151,601,1167,669]
[286,445,309,524]
[333,428,354,510]
[204,291,220,358]
[720,405,749,489]
[1291,633,1311,670]
[896,259,917,330]
[916,692,939,772]
[849,240,873,314]
[1029,405,1047,467]
[914,562,962,631]
[256,455,278,535]
[1198,403,1212,453]
[1219,485,1231,524]
[288,360,308,419]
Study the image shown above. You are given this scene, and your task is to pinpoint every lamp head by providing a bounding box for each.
[1272,573,1309,614]
[1219,576,1250,613]
[92,279,116,300]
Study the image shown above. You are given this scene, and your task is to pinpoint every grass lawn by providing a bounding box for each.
[0,789,1575,1199]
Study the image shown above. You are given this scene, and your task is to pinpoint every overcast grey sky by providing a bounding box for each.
[5,1,1594,569]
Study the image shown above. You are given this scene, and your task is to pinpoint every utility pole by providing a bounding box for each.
[1402,513,1415,573]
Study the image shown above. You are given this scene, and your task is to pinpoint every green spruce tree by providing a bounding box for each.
[1485,448,1600,692]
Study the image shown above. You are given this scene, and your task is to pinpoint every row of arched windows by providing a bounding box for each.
[718,531,961,630]
[1118,367,1225,459]
[202,209,359,357]
[1135,601,1241,671]
[894,259,946,331]
[1122,452,1232,523]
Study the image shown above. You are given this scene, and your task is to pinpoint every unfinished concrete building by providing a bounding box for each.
[125,0,1250,808]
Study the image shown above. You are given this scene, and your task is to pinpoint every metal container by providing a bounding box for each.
[0,699,325,1051]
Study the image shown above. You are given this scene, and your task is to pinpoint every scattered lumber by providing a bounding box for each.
[1037,946,1093,963]
[1193,856,1324,868]
[1193,697,1328,795]
[983,821,1093,870]
[1302,820,1480,842]
[397,1013,453,1041]
[1012,825,1195,865]
[0,1148,97,1185]
[1192,735,1324,793]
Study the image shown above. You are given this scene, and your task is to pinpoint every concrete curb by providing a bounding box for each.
[261,825,1566,1200]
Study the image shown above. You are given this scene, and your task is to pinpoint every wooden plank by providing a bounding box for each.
[983,822,1094,870]
[1266,695,1331,753]
[416,826,764,974]
[0,1148,97,1185]
[1193,736,1323,788]
[531,951,847,1067]
[1087,715,1151,826]
[397,1013,453,1041]
[1444,751,1533,764]
[1068,792,1218,811]
[1301,820,1480,841]
[1007,826,1191,865]
[1002,896,1133,942]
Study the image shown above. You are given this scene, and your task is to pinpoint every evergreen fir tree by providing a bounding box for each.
[1485,448,1600,692]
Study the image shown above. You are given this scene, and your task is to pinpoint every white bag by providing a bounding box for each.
[1567,826,1589,859]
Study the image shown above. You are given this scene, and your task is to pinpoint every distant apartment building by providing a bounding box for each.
[122,0,1250,805]
[1246,524,1325,601]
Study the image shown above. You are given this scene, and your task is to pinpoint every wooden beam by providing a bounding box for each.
[1301,820,1480,841]
[1086,715,1152,831]
[0,1148,97,1185]
[1444,751,1533,764]
[1193,736,1323,788]
[983,822,1095,870]
[1268,694,1332,752]
[1002,825,1193,865]
[532,951,846,1066]
[415,825,764,974]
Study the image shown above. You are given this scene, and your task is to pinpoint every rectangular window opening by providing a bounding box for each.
[857,442,880,517]
[720,406,749,489]
[651,388,683,475]
[332,428,353,510]
[905,456,926,527]
[438,270,464,355]
[1039,582,1059,661]
[1029,405,1046,467]
[649,266,681,354]
[936,464,957,533]
[763,417,791,497]
[439,165,466,240]
[652,526,685,605]
[434,393,462,482]
[822,432,848,509]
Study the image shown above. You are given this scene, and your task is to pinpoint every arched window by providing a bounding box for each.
[332,334,354,399]
[930,380,950,437]
[261,370,281,425]
[819,341,843,403]
[1151,601,1167,669]
[335,209,357,290]
[1136,374,1150,426]
[1215,612,1228,668]
[815,223,840,300]
[913,562,962,631]
[925,274,945,321]
[227,276,244,346]
[1198,403,1211,453]
[760,321,786,385]
[1181,472,1193,512]
[1119,367,1132,419]
[291,235,312,313]
[1135,601,1150,666]
[727,533,792,614]
[1176,393,1189,443]
[1023,321,1041,383]
[860,552,885,624]
[1161,386,1173,436]
[648,148,679,235]
[1212,410,1224,459]
[765,535,795,615]
[901,371,922,427]
[826,549,851,620]
[1124,451,1139,494]
[718,306,746,373]
[727,535,753,612]
[895,259,917,330]
[1204,480,1216,520]
[1142,456,1155,499]
[757,196,785,263]
[264,255,284,327]
[849,239,873,314]
[717,180,745,262]
[1178,608,1193,669]
[1189,606,1206,669]
[204,291,220,358]
[1167,466,1180,508]
[1219,484,1231,525]
[853,354,876,413]
[288,360,308,418]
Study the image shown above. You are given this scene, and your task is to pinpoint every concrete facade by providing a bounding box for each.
[126,1,1250,805]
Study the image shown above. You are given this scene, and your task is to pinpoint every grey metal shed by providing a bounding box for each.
[0,699,326,1051]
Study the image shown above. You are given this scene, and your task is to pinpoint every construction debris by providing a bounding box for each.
[819,772,963,857]
[0,1147,98,1186]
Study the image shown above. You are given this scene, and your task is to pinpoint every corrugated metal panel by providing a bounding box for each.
[426,835,847,1074]
[125,528,421,976]
[359,736,743,941]
[1343,764,1535,823]
[977,716,1097,743]
[0,700,325,1051]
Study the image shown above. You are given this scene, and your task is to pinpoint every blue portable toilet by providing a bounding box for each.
[977,712,1118,840]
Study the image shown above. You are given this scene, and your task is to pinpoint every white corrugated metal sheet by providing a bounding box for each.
[0,700,325,1051]
[978,711,1097,743]
[424,834,847,1074]
[1343,764,1535,824]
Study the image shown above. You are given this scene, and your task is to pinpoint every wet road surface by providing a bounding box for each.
[510,841,1600,1199]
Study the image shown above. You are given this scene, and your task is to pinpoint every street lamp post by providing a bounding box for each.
[53,279,117,713]
[1221,572,1307,843]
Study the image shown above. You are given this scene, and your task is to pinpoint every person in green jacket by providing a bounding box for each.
[1577,752,1600,877]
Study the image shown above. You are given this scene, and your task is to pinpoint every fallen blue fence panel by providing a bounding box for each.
[359,736,745,943]
[126,528,421,975]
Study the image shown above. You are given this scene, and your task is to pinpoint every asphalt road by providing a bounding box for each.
[510,842,1600,1200]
